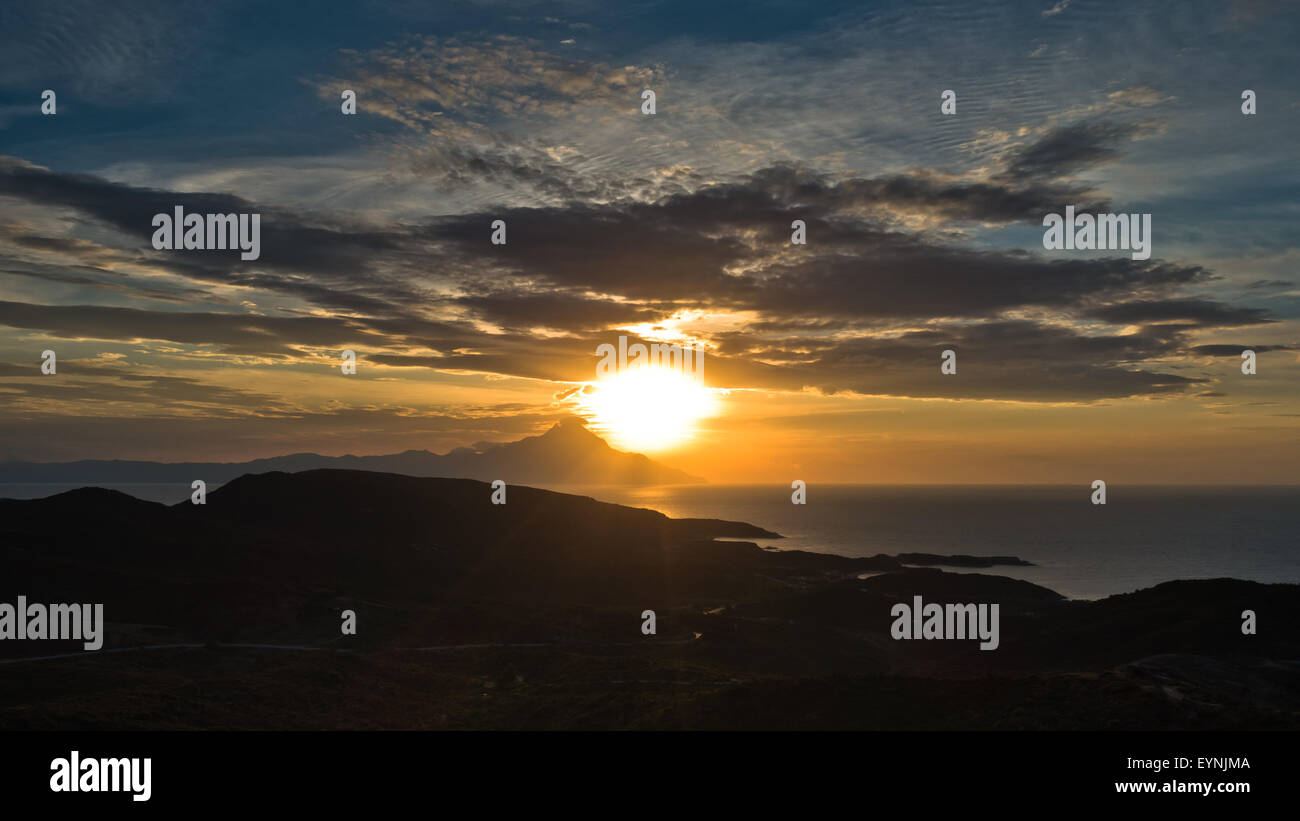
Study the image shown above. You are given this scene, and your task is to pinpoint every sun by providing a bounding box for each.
[580,366,718,452]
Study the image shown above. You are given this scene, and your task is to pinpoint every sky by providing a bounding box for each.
[0,0,1297,483]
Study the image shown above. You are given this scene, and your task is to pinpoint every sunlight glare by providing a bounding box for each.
[581,366,717,451]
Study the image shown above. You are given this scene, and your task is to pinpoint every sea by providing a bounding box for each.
[3,481,1297,600]
[563,484,1300,600]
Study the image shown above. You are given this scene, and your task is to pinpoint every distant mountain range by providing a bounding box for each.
[0,417,704,486]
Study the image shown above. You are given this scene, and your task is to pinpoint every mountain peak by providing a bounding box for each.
[541,416,602,441]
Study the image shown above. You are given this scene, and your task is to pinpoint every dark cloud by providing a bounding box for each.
[0,156,1209,329]
[454,291,665,331]
[745,164,1107,224]
[701,319,1201,402]
[424,193,1210,323]
[0,300,366,355]
[0,367,283,410]
[0,157,435,315]
[0,155,1273,404]
[1085,299,1274,327]
[997,122,1149,182]
[0,258,217,303]
[1190,344,1296,356]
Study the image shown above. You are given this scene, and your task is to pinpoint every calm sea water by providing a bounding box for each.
[556,484,1300,600]
[4,482,1297,600]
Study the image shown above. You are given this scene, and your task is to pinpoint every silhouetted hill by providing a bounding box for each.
[0,417,703,486]
[0,469,777,643]
[0,469,1294,730]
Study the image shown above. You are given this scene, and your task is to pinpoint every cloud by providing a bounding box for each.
[0,300,367,355]
[0,357,284,411]
[0,153,1271,404]
[1084,299,1274,327]
[454,291,663,331]
[996,122,1153,182]
[701,319,1205,402]
[0,156,451,318]
[1190,344,1296,356]
[311,35,665,196]
[418,164,1210,325]
[1042,1,1071,18]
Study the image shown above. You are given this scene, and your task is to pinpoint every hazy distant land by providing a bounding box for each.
[0,418,702,486]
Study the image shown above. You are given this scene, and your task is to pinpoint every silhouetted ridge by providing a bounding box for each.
[1,469,1296,731]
